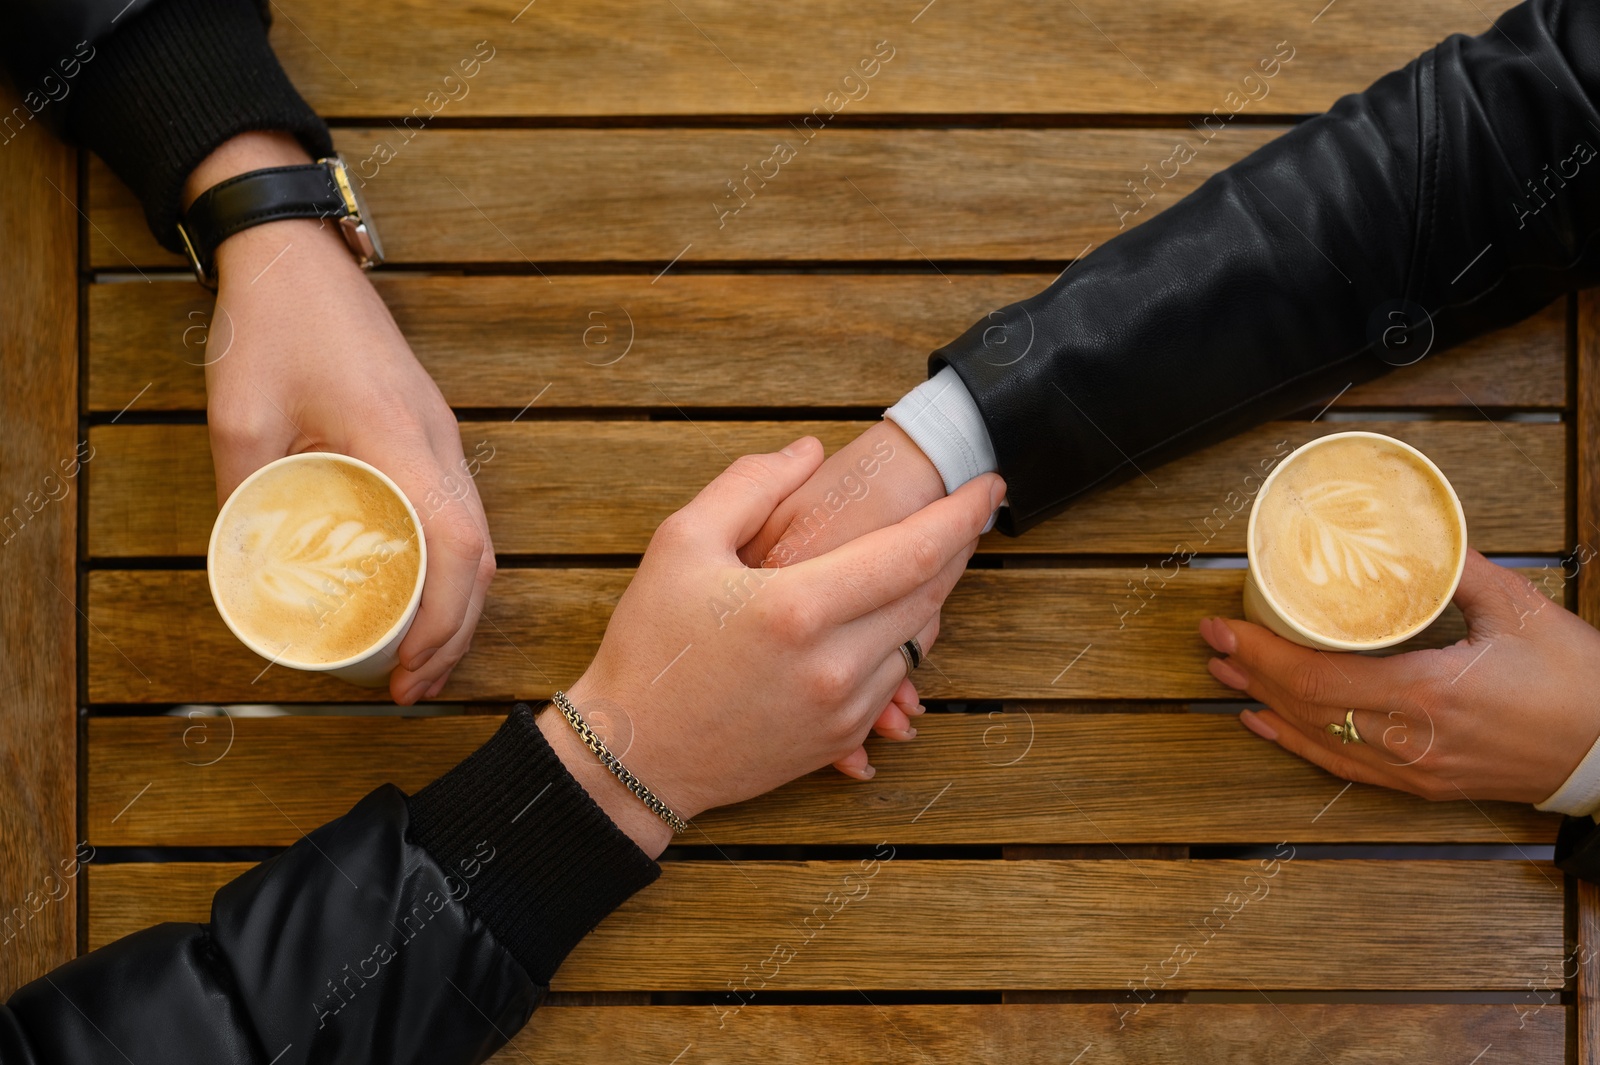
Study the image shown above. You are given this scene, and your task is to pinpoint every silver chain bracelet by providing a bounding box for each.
[550,690,689,834]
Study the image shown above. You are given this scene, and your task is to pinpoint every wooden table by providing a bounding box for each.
[5,1,1599,1060]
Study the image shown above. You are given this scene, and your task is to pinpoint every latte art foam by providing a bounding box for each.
[211,458,421,664]
[1252,436,1462,644]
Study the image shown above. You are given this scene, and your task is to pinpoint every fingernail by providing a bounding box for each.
[911,702,927,715]
[1200,617,1237,655]
[425,674,450,699]
[407,645,441,671]
[860,764,876,780]
[399,678,429,705]
[781,437,813,457]
[1209,656,1251,690]
[892,726,918,740]
[988,478,1007,510]
[1240,709,1278,741]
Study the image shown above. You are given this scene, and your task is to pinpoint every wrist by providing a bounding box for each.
[183,130,313,208]
[184,131,353,285]
[536,690,676,859]
[875,419,950,503]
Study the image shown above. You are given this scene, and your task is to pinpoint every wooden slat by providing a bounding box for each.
[260,0,1515,118]
[89,127,1290,267]
[0,81,79,993]
[86,277,1568,412]
[1577,289,1600,1065]
[491,1003,1560,1065]
[87,859,1560,989]
[1579,290,1600,634]
[75,568,1529,704]
[85,714,1554,848]
[86,420,1566,558]
[86,566,1559,704]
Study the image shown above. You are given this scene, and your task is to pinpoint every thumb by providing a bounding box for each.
[682,437,826,552]
[208,422,295,508]
[1451,548,1547,636]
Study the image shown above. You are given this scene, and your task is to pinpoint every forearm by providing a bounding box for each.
[1,707,659,1063]
[936,0,1600,534]
[1,0,333,253]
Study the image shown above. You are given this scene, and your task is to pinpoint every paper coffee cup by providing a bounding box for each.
[207,452,427,687]
[1242,431,1467,652]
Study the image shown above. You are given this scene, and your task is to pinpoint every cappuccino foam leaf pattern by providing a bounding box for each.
[1291,481,1414,587]
[1253,435,1462,645]
[245,512,413,610]
[211,457,421,665]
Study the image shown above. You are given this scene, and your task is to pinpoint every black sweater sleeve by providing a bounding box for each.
[934,0,1600,534]
[0,0,333,253]
[0,706,659,1065]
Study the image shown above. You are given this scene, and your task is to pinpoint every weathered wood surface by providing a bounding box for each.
[86,420,1566,557]
[89,859,1559,990]
[86,276,1567,413]
[0,79,79,995]
[85,565,1559,703]
[85,713,1554,848]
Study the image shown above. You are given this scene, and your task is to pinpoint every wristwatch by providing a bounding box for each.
[176,155,384,289]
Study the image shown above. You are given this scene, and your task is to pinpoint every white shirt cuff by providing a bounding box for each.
[884,366,1004,531]
[1536,731,1600,817]
[884,366,1000,493]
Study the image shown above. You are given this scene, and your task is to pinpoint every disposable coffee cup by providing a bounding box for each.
[207,452,427,687]
[1242,431,1467,652]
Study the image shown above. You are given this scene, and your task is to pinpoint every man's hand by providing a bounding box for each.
[193,133,494,705]
[1203,550,1600,804]
[741,420,948,568]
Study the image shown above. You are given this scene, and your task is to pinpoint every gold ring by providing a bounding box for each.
[1325,709,1364,745]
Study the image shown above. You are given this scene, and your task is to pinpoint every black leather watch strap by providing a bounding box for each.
[178,160,367,287]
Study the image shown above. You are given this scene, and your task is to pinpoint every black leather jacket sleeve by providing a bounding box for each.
[0,0,332,252]
[0,707,660,1065]
[933,0,1600,877]
[936,0,1600,536]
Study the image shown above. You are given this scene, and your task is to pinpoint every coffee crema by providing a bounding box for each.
[1251,435,1463,644]
[211,457,421,664]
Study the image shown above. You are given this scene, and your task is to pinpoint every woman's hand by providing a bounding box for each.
[194,134,494,706]
[542,437,1005,856]
[1202,549,1600,804]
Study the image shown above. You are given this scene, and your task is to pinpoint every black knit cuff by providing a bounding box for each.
[1556,814,1600,884]
[406,705,662,986]
[62,0,333,254]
